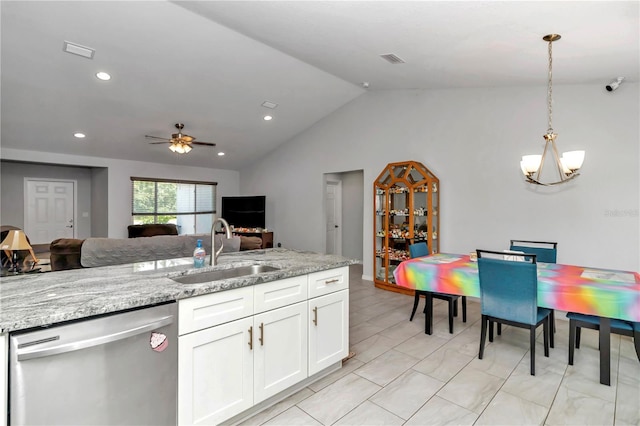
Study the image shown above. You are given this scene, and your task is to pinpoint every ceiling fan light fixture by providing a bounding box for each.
[169,142,192,154]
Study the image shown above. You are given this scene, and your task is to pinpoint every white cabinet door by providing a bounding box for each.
[253,302,308,403]
[178,317,253,425]
[308,289,349,375]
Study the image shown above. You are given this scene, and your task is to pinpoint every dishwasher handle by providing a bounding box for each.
[16,315,174,361]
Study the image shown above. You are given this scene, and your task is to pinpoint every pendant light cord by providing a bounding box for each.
[547,40,554,134]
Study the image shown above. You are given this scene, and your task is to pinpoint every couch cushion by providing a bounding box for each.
[80,234,240,268]
[50,238,85,271]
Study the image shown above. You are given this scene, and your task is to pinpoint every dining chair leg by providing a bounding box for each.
[479,315,488,359]
[632,330,640,361]
[497,323,502,336]
[448,300,454,334]
[530,325,536,376]
[568,319,576,365]
[543,317,549,357]
[461,296,467,323]
[425,293,434,335]
[549,311,555,348]
[410,292,420,321]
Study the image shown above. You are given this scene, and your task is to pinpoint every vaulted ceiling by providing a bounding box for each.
[2,1,637,170]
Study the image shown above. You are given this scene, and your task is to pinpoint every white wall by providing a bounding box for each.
[240,84,640,276]
[0,148,240,238]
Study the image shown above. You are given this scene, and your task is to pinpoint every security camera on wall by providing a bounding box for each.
[606,77,624,92]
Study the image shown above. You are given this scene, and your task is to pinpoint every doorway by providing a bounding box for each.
[325,180,342,255]
[323,170,364,260]
[24,179,76,244]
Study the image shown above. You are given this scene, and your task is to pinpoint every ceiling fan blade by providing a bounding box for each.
[192,141,216,147]
[148,141,171,145]
[145,135,171,141]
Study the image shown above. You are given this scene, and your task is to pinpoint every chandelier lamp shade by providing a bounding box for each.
[521,34,585,186]
[169,141,192,154]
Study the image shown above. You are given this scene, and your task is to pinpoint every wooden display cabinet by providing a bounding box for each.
[373,161,439,294]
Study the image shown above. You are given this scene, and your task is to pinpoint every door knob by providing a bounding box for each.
[334,225,339,228]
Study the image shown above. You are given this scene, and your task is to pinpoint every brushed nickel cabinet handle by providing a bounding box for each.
[325,279,339,284]
[313,307,318,326]
[248,326,253,350]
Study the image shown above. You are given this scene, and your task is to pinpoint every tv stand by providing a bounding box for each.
[234,231,273,249]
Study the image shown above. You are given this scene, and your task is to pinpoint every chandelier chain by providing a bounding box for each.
[547,39,553,133]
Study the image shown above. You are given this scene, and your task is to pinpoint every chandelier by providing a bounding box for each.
[520,34,585,186]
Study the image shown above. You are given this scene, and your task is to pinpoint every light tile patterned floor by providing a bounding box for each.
[239,264,640,425]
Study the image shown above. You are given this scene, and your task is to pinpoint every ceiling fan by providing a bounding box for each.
[145,123,216,154]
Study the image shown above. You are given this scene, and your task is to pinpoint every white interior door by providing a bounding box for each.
[325,181,342,255]
[25,179,76,244]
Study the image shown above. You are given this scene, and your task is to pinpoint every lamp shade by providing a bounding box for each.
[561,150,585,171]
[521,155,542,174]
[0,230,32,251]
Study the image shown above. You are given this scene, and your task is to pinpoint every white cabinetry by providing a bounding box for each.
[178,317,253,425]
[1,334,6,426]
[307,267,349,376]
[178,268,348,426]
[254,302,307,403]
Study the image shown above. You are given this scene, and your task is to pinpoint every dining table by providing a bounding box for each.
[393,253,640,385]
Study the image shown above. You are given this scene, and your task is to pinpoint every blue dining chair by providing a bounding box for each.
[567,312,640,367]
[477,249,551,376]
[496,240,558,348]
[408,242,466,334]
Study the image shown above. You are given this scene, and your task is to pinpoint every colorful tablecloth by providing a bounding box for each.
[393,253,640,322]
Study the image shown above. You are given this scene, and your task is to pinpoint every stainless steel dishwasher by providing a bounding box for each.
[9,302,177,425]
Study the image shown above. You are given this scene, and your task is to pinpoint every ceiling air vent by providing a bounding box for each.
[63,41,95,59]
[380,53,405,64]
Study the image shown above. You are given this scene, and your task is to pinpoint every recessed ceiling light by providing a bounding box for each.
[263,115,273,121]
[217,152,225,156]
[74,132,86,138]
[96,72,111,81]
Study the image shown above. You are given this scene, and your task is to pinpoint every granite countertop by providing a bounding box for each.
[0,249,357,333]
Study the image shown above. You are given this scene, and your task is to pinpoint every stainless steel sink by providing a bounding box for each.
[172,264,280,284]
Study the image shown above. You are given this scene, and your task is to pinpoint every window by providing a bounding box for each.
[131,177,217,235]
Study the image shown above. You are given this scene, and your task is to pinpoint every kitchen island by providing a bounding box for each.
[1,248,357,425]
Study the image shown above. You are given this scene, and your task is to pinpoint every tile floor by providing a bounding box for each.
[239,264,640,426]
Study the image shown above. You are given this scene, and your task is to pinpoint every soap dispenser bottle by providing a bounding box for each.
[193,239,206,268]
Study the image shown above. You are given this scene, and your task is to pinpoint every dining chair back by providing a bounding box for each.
[509,240,557,263]
[507,240,558,347]
[476,249,551,375]
[407,242,466,334]
[409,242,429,258]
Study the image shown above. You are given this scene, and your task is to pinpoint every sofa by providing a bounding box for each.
[49,234,247,272]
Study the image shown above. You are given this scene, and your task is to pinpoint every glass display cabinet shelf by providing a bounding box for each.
[373,160,440,294]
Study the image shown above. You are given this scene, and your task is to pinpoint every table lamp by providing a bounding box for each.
[1,229,34,273]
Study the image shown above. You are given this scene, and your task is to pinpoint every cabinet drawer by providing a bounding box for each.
[307,266,349,298]
[179,286,253,335]
[254,275,308,314]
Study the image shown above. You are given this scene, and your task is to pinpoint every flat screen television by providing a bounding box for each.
[221,196,266,229]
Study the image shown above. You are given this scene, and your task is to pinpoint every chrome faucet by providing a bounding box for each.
[210,217,233,266]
